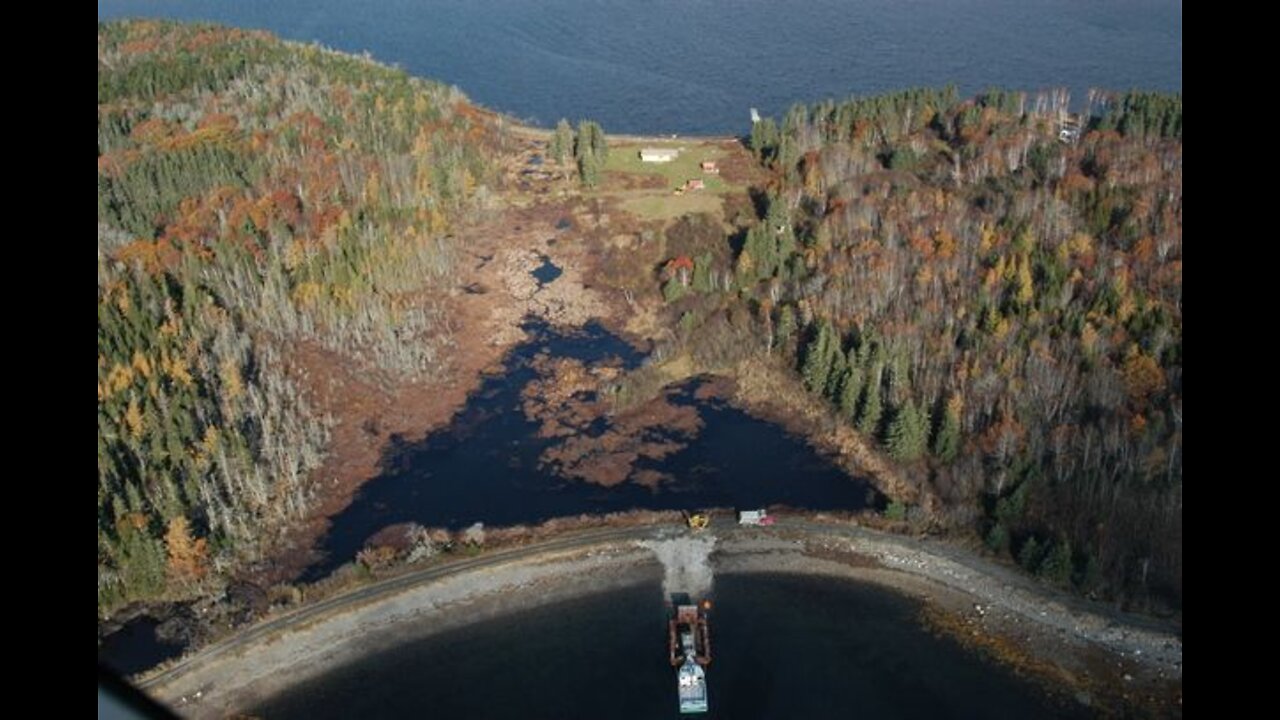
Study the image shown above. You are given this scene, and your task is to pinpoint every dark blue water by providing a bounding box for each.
[98,616,184,677]
[531,254,563,285]
[98,0,1181,134]
[254,574,1085,719]
[304,321,877,579]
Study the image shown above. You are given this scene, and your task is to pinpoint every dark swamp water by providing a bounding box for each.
[98,616,186,677]
[303,316,879,580]
[255,574,1086,719]
[99,0,1181,135]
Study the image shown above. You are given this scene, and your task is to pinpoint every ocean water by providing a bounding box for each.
[98,0,1181,134]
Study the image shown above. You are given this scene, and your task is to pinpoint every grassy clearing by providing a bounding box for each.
[604,141,734,193]
[618,191,724,221]
[600,141,738,221]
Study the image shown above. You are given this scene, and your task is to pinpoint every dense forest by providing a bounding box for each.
[654,88,1182,608]
[97,21,498,614]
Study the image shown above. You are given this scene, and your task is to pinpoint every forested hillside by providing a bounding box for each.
[661,89,1182,608]
[97,21,498,614]
[97,18,1182,622]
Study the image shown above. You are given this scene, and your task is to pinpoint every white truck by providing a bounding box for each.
[737,509,774,526]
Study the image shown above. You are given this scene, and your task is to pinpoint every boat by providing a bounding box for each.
[668,595,712,714]
[676,656,708,714]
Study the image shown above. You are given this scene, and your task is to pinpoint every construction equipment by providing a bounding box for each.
[683,510,710,531]
[668,596,712,714]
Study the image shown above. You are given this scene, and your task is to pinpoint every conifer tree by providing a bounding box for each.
[766,195,797,261]
[578,150,600,188]
[551,119,573,165]
[932,395,962,462]
[776,305,797,349]
[837,365,863,419]
[856,364,884,435]
[801,320,834,394]
[574,120,607,188]
[887,400,927,461]
[1038,537,1073,586]
[1018,537,1044,572]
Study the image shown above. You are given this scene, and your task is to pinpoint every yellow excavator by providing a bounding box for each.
[683,510,710,531]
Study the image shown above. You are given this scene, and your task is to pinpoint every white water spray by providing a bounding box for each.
[640,536,716,598]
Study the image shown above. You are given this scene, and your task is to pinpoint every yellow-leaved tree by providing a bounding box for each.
[165,516,209,584]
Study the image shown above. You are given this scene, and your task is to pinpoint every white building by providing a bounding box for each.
[639,148,680,163]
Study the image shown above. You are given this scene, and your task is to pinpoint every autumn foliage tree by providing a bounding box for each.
[165,516,209,584]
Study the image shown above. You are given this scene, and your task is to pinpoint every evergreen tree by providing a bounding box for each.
[917,402,933,459]
[776,304,797,350]
[824,345,847,400]
[749,118,779,161]
[801,320,835,394]
[1077,551,1103,593]
[115,524,168,603]
[574,120,590,162]
[743,224,776,280]
[886,351,910,402]
[574,119,607,188]
[578,150,600,188]
[551,119,573,165]
[1018,537,1044,572]
[1038,536,1073,587]
[886,400,927,461]
[985,523,1010,553]
[931,395,962,462]
[776,134,798,172]
[765,195,797,261]
[575,120,608,163]
[856,365,884,435]
[589,121,608,162]
[837,364,863,420]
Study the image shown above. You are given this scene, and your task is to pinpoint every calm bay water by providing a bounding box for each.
[254,574,1085,719]
[98,0,1181,134]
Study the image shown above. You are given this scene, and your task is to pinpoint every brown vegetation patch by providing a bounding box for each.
[713,141,767,187]
[521,355,618,437]
[538,390,704,487]
[631,469,674,490]
[267,197,630,584]
[693,374,737,401]
[604,170,666,191]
